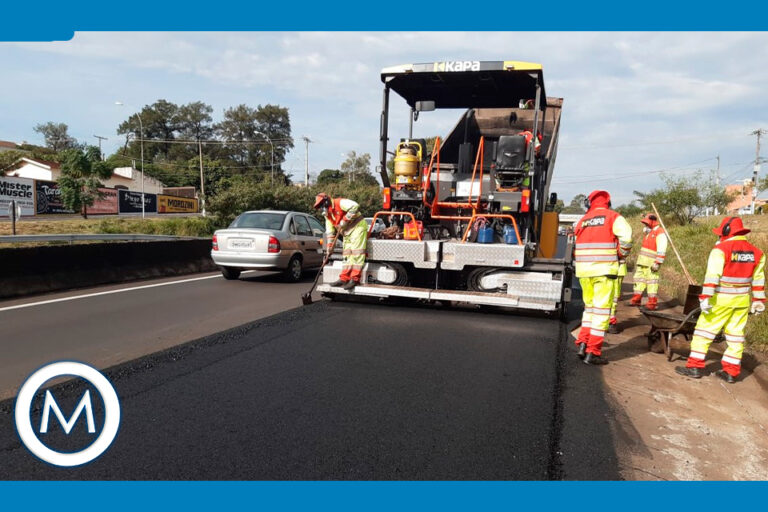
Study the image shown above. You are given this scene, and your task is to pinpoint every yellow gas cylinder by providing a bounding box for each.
[394,143,422,188]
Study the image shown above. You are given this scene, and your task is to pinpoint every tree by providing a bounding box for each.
[117,100,181,162]
[615,202,644,217]
[33,122,77,152]
[215,104,293,178]
[561,193,587,214]
[316,169,344,185]
[0,150,27,176]
[58,146,113,218]
[634,171,733,225]
[341,151,377,185]
[173,101,215,161]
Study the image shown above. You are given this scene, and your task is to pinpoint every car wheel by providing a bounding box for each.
[221,266,241,280]
[283,256,303,283]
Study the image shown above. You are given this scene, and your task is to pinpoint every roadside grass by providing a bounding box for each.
[627,215,768,351]
[0,216,220,238]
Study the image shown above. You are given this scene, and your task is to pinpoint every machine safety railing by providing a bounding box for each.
[425,136,487,221]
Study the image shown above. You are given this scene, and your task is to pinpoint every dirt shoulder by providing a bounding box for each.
[576,281,768,480]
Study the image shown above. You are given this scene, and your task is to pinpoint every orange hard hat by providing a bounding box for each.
[640,213,659,227]
[712,217,750,237]
[313,193,330,209]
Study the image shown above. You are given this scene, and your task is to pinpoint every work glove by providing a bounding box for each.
[651,262,661,272]
[699,296,712,314]
[751,301,765,315]
[339,220,348,230]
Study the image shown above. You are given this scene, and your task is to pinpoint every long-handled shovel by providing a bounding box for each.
[650,203,702,313]
[301,230,342,305]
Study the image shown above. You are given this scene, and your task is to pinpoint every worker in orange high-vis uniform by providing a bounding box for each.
[629,213,668,310]
[573,190,633,365]
[313,193,369,290]
[676,217,765,383]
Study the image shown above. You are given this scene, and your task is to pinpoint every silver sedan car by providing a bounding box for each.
[211,210,325,281]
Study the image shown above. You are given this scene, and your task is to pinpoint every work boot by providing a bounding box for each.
[675,366,702,379]
[329,279,345,287]
[576,342,587,359]
[715,370,736,384]
[645,297,658,311]
[583,353,608,365]
[629,294,643,306]
[342,280,357,290]
[608,319,622,334]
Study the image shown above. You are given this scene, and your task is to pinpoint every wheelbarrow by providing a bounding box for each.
[641,307,700,361]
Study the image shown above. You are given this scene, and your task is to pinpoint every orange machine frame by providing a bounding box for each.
[368,211,422,241]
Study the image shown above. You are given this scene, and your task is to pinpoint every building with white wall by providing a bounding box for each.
[5,159,165,194]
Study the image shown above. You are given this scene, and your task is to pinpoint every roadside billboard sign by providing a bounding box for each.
[86,187,119,215]
[157,194,198,214]
[35,180,74,214]
[0,176,35,216]
[118,189,157,214]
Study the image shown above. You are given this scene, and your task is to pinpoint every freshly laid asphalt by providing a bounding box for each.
[0,294,619,480]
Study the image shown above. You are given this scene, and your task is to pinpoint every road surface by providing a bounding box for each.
[0,270,317,400]
[0,292,618,479]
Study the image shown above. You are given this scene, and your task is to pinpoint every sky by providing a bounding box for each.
[1,32,767,205]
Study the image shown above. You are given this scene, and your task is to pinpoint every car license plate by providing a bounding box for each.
[229,238,254,250]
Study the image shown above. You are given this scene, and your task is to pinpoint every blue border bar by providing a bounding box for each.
[3,481,768,510]
[4,1,768,41]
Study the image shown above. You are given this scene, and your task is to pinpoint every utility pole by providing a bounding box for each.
[94,135,108,160]
[714,154,721,215]
[751,129,766,214]
[198,139,206,217]
[302,136,312,187]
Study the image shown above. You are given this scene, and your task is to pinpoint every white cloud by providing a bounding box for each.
[6,31,768,201]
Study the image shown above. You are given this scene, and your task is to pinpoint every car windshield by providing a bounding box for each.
[230,212,286,230]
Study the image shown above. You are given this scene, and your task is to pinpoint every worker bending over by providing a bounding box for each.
[676,217,765,383]
[313,193,368,290]
[629,213,668,310]
[573,190,633,365]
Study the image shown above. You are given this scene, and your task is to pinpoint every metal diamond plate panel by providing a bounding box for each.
[441,242,526,270]
[502,276,562,302]
[367,240,439,269]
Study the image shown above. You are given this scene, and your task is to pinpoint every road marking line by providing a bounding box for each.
[0,271,256,313]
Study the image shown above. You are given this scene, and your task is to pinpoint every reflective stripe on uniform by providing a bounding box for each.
[724,334,745,343]
[574,255,618,262]
[720,276,752,284]
[693,329,718,340]
[689,350,707,360]
[575,243,617,249]
[722,354,742,365]
[715,286,751,294]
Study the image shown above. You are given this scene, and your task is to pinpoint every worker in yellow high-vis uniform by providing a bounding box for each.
[313,193,368,290]
[676,217,765,383]
[608,259,627,334]
[629,213,668,310]
[573,190,633,365]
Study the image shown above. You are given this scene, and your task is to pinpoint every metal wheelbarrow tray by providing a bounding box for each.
[640,307,701,361]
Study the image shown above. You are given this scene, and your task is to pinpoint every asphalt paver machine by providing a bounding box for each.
[317,60,572,317]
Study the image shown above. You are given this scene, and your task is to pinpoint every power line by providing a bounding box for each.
[559,133,746,151]
[552,158,717,185]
